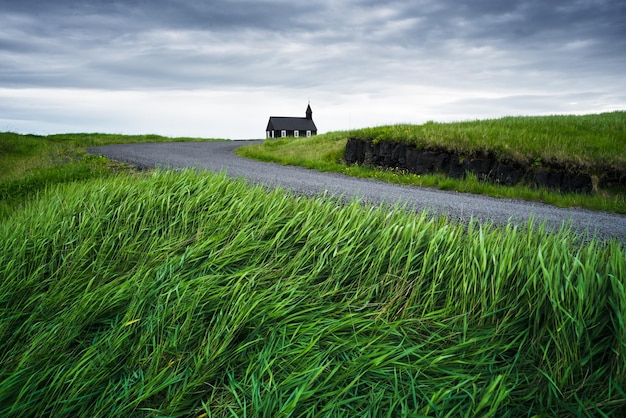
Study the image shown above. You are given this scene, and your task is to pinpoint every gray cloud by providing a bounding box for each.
[0,0,624,136]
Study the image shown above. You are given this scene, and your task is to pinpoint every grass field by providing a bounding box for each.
[236,112,626,214]
[1,127,626,416]
[0,132,220,219]
[1,169,625,416]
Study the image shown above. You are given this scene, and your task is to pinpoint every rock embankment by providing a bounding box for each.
[344,139,609,194]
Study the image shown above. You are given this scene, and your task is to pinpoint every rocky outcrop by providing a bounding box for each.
[344,139,598,193]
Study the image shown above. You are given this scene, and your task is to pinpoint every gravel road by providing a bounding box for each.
[88,140,626,243]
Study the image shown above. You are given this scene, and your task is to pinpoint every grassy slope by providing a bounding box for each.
[351,111,626,173]
[1,170,625,416]
[236,113,626,214]
[0,132,221,218]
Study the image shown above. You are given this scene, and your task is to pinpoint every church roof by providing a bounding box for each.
[266,116,317,132]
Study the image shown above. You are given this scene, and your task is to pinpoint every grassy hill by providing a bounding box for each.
[1,130,625,416]
[1,170,625,416]
[350,112,626,174]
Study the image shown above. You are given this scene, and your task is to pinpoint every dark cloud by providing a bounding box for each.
[0,0,623,136]
[388,0,626,54]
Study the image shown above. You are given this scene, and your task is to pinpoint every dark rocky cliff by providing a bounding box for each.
[344,138,604,193]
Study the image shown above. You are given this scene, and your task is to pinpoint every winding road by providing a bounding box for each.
[88,140,626,243]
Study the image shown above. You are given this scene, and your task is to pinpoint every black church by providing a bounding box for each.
[266,104,317,139]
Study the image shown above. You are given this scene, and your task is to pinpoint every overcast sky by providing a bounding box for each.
[1,0,624,138]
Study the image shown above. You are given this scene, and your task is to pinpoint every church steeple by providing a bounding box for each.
[306,103,313,120]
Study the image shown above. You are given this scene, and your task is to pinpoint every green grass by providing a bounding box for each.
[1,128,625,415]
[236,113,626,214]
[0,132,222,219]
[351,111,626,173]
[1,169,624,416]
